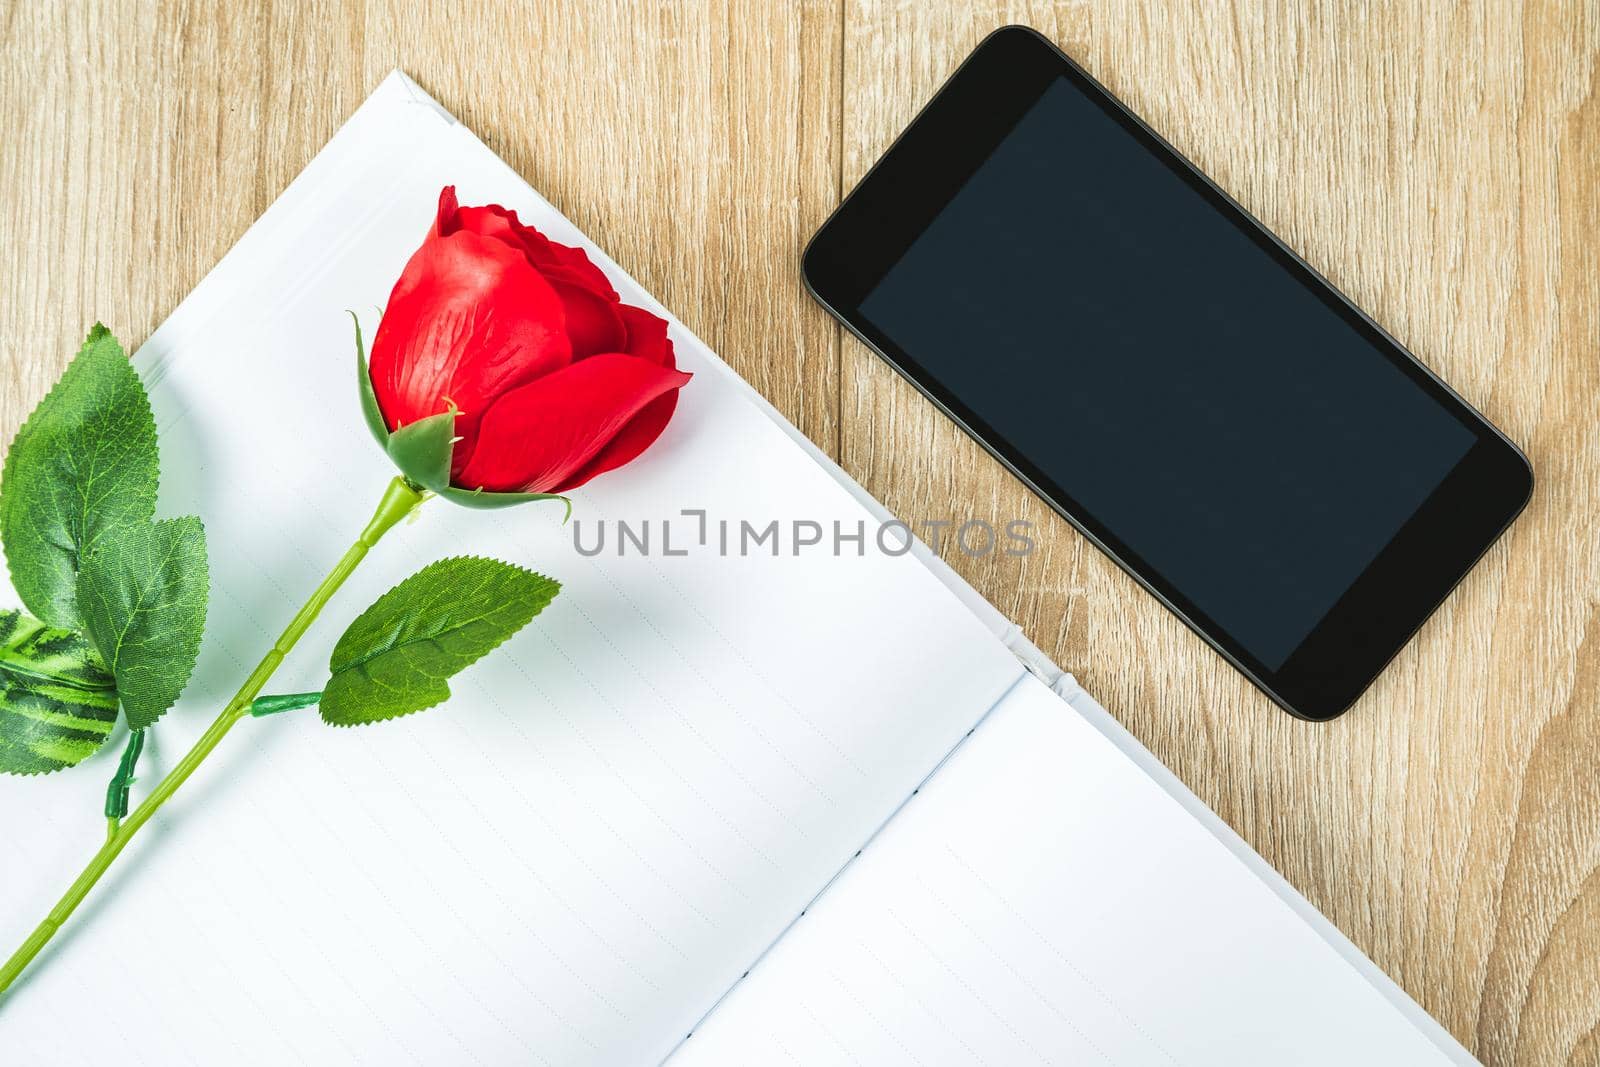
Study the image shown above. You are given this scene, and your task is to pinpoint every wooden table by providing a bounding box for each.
[2,3,1595,1063]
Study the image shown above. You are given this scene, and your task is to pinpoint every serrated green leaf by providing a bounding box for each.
[1,325,159,630]
[320,557,559,727]
[0,608,118,775]
[77,517,209,730]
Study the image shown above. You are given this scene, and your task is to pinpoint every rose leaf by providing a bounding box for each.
[319,557,559,727]
[1,325,160,631]
[77,517,210,731]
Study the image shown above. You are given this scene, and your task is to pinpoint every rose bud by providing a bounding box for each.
[354,186,691,509]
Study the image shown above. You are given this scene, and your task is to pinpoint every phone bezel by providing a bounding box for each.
[802,25,1533,720]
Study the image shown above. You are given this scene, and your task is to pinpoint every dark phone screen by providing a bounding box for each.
[858,77,1475,668]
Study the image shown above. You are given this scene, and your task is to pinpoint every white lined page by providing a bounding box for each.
[0,74,1023,1064]
[670,673,1459,1066]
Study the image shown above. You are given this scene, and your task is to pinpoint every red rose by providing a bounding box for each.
[366,186,690,496]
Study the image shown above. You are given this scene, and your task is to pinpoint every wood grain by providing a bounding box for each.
[1,1,1595,1062]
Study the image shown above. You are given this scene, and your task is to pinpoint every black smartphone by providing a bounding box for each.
[803,26,1533,720]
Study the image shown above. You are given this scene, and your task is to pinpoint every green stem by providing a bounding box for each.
[0,476,424,1000]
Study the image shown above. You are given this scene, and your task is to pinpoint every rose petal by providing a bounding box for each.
[552,390,682,493]
[370,227,572,460]
[436,185,617,302]
[553,279,627,358]
[515,229,618,300]
[555,319,684,489]
[617,303,674,366]
[450,203,526,250]
[441,195,625,356]
[435,186,460,234]
[456,353,691,493]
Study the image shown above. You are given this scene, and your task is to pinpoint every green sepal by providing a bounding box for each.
[0,608,119,776]
[385,410,457,493]
[319,556,559,727]
[352,318,454,493]
[351,312,390,451]
[435,485,572,521]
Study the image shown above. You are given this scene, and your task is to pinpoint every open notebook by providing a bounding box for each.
[0,73,1474,1065]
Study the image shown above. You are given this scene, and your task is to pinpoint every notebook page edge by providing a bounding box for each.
[135,71,428,387]
[671,673,1474,1065]
[1056,678,1479,1065]
[662,666,1033,1063]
